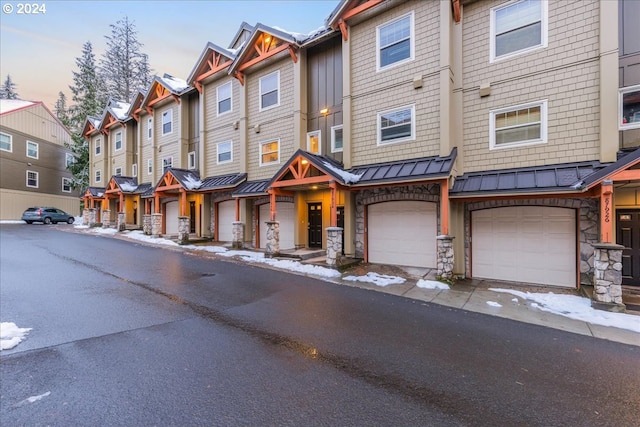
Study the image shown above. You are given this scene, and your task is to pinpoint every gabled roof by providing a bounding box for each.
[268,149,362,189]
[97,98,132,131]
[165,168,203,190]
[577,147,640,190]
[228,22,254,50]
[106,175,139,193]
[326,0,384,40]
[82,116,102,137]
[200,172,247,191]
[232,179,270,197]
[83,186,105,198]
[140,74,193,113]
[187,42,237,92]
[0,99,36,115]
[128,90,147,121]
[133,182,153,195]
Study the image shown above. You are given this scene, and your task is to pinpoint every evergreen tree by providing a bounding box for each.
[0,74,19,99]
[100,16,153,102]
[54,91,70,127]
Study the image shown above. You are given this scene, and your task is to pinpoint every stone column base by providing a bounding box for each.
[177,216,190,244]
[326,227,343,267]
[436,235,454,281]
[88,208,97,227]
[592,243,625,312]
[102,209,111,228]
[142,214,151,235]
[151,213,163,237]
[265,221,280,257]
[117,212,126,231]
[232,221,245,249]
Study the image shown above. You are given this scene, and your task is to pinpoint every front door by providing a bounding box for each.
[337,206,345,255]
[190,201,196,233]
[308,203,322,248]
[617,209,640,286]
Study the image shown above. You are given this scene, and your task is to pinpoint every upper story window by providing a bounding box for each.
[490,100,547,149]
[620,85,640,130]
[162,109,173,135]
[62,177,72,193]
[259,139,279,166]
[26,141,39,159]
[147,159,153,175]
[95,138,101,156]
[26,170,38,188]
[377,105,415,145]
[147,117,153,140]
[217,82,232,115]
[377,12,414,71]
[115,131,122,151]
[259,71,280,111]
[95,169,101,183]
[115,167,122,176]
[66,153,74,168]
[331,125,343,153]
[307,130,321,154]
[132,164,138,177]
[0,132,12,152]
[162,156,173,170]
[217,141,232,164]
[491,0,548,62]
[188,151,196,169]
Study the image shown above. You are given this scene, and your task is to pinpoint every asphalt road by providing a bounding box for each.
[1,223,639,426]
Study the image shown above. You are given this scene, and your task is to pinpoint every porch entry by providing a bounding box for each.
[308,202,322,248]
[617,209,640,286]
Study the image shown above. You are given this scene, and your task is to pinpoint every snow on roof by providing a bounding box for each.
[322,160,363,184]
[119,182,137,192]
[110,101,131,121]
[183,174,203,190]
[0,99,36,114]
[161,74,190,93]
[271,25,307,42]
[88,116,101,128]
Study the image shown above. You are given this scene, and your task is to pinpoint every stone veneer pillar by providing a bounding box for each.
[102,210,111,228]
[142,214,151,235]
[232,221,245,249]
[326,227,343,267]
[88,208,96,227]
[83,208,89,225]
[117,212,126,231]
[177,216,190,245]
[151,213,163,237]
[592,243,626,312]
[265,221,280,257]
[436,235,454,281]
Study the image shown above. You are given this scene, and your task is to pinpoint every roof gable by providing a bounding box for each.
[140,74,192,113]
[187,42,236,93]
[269,149,361,189]
[228,22,254,50]
[327,0,384,41]
[105,175,139,194]
[155,168,203,193]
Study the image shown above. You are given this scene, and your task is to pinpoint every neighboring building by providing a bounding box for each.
[0,99,79,219]
[82,0,640,307]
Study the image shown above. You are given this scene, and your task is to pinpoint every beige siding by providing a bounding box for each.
[0,104,72,147]
[246,59,296,180]
[89,134,107,186]
[349,0,441,166]
[461,0,601,172]
[110,125,127,177]
[155,102,180,155]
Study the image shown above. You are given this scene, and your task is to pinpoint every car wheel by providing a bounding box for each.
[67,217,75,224]
[44,217,52,224]
[25,221,33,224]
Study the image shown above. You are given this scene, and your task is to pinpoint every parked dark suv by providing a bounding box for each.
[21,207,75,225]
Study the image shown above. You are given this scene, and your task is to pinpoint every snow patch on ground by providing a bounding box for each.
[486,301,502,308]
[343,272,405,287]
[490,288,640,333]
[1,322,32,350]
[416,279,450,290]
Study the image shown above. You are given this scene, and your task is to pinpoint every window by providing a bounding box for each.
[132,164,138,177]
[147,117,153,140]
[62,177,72,193]
[259,71,279,110]
[377,105,415,145]
[217,82,232,115]
[115,131,122,151]
[26,170,38,188]
[307,130,321,154]
[620,85,640,130]
[217,141,232,164]
[259,139,279,166]
[162,157,173,170]
[95,169,101,183]
[65,153,74,168]
[188,151,196,169]
[490,100,547,149]
[95,138,101,155]
[331,125,344,153]
[0,132,12,152]
[377,12,414,71]
[147,159,153,175]
[491,0,547,62]
[26,141,39,159]
[115,167,122,176]
[162,109,173,135]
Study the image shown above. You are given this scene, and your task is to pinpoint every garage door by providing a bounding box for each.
[217,200,235,242]
[368,201,437,268]
[165,201,179,235]
[259,202,295,250]
[472,206,576,287]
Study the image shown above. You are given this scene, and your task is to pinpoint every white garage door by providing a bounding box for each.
[217,200,235,242]
[165,201,179,235]
[259,203,295,250]
[472,206,576,287]
[368,201,437,268]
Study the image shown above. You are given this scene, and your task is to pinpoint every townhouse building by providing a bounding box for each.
[0,100,79,219]
[82,0,640,310]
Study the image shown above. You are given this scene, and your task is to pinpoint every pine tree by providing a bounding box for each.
[54,91,70,127]
[100,16,153,102]
[0,74,19,99]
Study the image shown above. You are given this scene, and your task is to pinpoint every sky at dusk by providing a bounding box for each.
[0,0,340,110]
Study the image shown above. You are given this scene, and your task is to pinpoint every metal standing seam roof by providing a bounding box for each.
[232,180,270,197]
[112,176,138,192]
[85,186,105,197]
[199,173,247,191]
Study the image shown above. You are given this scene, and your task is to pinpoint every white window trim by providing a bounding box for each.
[188,151,196,169]
[217,81,233,116]
[162,109,173,135]
[619,84,640,130]
[95,169,102,183]
[26,170,39,188]
[162,156,173,169]
[95,138,101,156]
[132,164,138,177]
[217,140,233,165]
[115,167,122,176]
[331,125,344,153]
[307,130,321,155]
[0,132,12,152]
[115,131,123,151]
[147,159,153,175]
[489,99,548,150]
[147,117,153,140]
[259,70,280,112]
[259,138,280,166]
[376,11,415,72]
[26,141,39,159]
[377,104,416,146]
[62,177,72,193]
[490,0,548,63]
